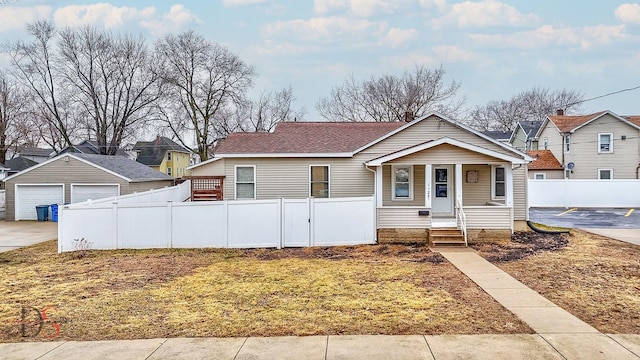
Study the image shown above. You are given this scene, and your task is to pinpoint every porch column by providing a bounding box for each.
[505,164,514,208]
[375,166,383,208]
[506,164,514,232]
[455,163,463,208]
[424,164,432,208]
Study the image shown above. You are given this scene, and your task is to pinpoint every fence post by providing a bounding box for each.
[112,201,119,249]
[309,197,315,247]
[58,205,64,253]
[278,198,284,249]
[167,201,173,248]
[224,200,229,248]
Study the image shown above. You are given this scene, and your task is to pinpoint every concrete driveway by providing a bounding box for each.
[0,221,58,253]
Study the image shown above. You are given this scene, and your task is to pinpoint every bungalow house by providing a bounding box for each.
[134,136,191,179]
[16,147,55,163]
[189,113,532,244]
[535,110,640,179]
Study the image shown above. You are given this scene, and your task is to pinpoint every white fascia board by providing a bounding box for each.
[365,137,529,166]
[214,152,352,159]
[188,156,222,170]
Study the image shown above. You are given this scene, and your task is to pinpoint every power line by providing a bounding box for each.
[565,85,640,108]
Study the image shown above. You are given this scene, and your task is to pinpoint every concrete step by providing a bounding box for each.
[430,228,465,247]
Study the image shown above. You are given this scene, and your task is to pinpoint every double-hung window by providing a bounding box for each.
[310,165,329,198]
[598,133,613,153]
[564,135,571,153]
[392,165,412,200]
[542,137,548,150]
[167,167,172,176]
[492,166,505,199]
[235,166,256,199]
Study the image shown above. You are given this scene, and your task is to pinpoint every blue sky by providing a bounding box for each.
[2,0,640,120]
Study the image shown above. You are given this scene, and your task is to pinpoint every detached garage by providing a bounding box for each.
[3,153,174,221]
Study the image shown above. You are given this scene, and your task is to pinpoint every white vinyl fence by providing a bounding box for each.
[529,179,640,208]
[58,196,375,252]
[69,180,192,207]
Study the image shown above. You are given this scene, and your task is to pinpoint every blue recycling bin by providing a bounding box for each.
[51,204,59,222]
[35,205,49,222]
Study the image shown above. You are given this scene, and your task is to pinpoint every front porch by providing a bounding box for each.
[366,138,523,246]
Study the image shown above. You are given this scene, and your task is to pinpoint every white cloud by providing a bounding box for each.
[381,53,438,68]
[314,0,415,17]
[380,28,420,48]
[140,5,202,35]
[615,3,640,24]
[419,0,447,11]
[433,45,478,62]
[433,0,539,28]
[0,5,51,32]
[469,24,626,50]
[264,16,387,43]
[53,3,155,29]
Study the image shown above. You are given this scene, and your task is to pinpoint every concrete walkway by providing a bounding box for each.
[0,221,57,253]
[437,248,640,359]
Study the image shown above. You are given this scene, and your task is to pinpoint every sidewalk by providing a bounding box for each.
[580,228,640,246]
[3,333,640,360]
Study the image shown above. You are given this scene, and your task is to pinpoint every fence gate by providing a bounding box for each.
[282,199,310,247]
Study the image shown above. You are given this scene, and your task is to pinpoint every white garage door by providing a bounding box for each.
[16,185,64,220]
[71,184,120,203]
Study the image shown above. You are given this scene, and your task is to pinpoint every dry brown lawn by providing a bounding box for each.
[473,230,640,334]
[0,241,530,342]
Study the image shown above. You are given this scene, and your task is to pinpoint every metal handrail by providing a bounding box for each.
[456,200,468,246]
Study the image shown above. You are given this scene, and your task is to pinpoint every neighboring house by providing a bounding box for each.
[17,147,54,163]
[0,163,8,181]
[189,113,532,244]
[3,153,174,221]
[510,121,542,151]
[133,136,191,179]
[535,110,640,179]
[59,140,131,158]
[526,150,564,179]
[3,157,38,177]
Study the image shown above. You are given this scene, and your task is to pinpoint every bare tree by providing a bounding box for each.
[239,87,305,132]
[316,64,464,122]
[156,31,255,161]
[8,20,76,151]
[466,87,584,131]
[57,26,161,155]
[0,70,29,162]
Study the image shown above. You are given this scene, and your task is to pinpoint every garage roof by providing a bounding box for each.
[3,153,173,183]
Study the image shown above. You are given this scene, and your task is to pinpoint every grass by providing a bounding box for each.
[474,229,640,334]
[0,242,530,342]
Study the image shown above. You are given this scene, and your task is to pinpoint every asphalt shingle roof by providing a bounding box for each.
[18,147,54,157]
[134,137,189,166]
[547,112,607,132]
[215,122,407,154]
[4,157,38,172]
[519,121,543,137]
[481,130,511,141]
[527,150,564,170]
[73,153,173,182]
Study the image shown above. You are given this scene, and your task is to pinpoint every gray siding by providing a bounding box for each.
[462,164,491,206]
[386,144,502,164]
[191,159,225,177]
[463,206,512,229]
[538,122,563,163]
[223,157,374,200]
[511,126,527,151]
[5,157,172,221]
[513,165,527,220]
[377,207,432,228]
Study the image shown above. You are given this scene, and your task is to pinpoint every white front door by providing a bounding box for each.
[432,165,454,217]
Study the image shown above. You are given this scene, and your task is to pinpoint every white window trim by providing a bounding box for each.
[235,165,256,200]
[309,165,330,198]
[598,168,613,180]
[542,137,548,150]
[391,164,414,201]
[534,173,546,180]
[598,133,613,153]
[491,165,506,200]
[564,135,570,153]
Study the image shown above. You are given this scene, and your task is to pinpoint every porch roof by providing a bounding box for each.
[365,137,530,166]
